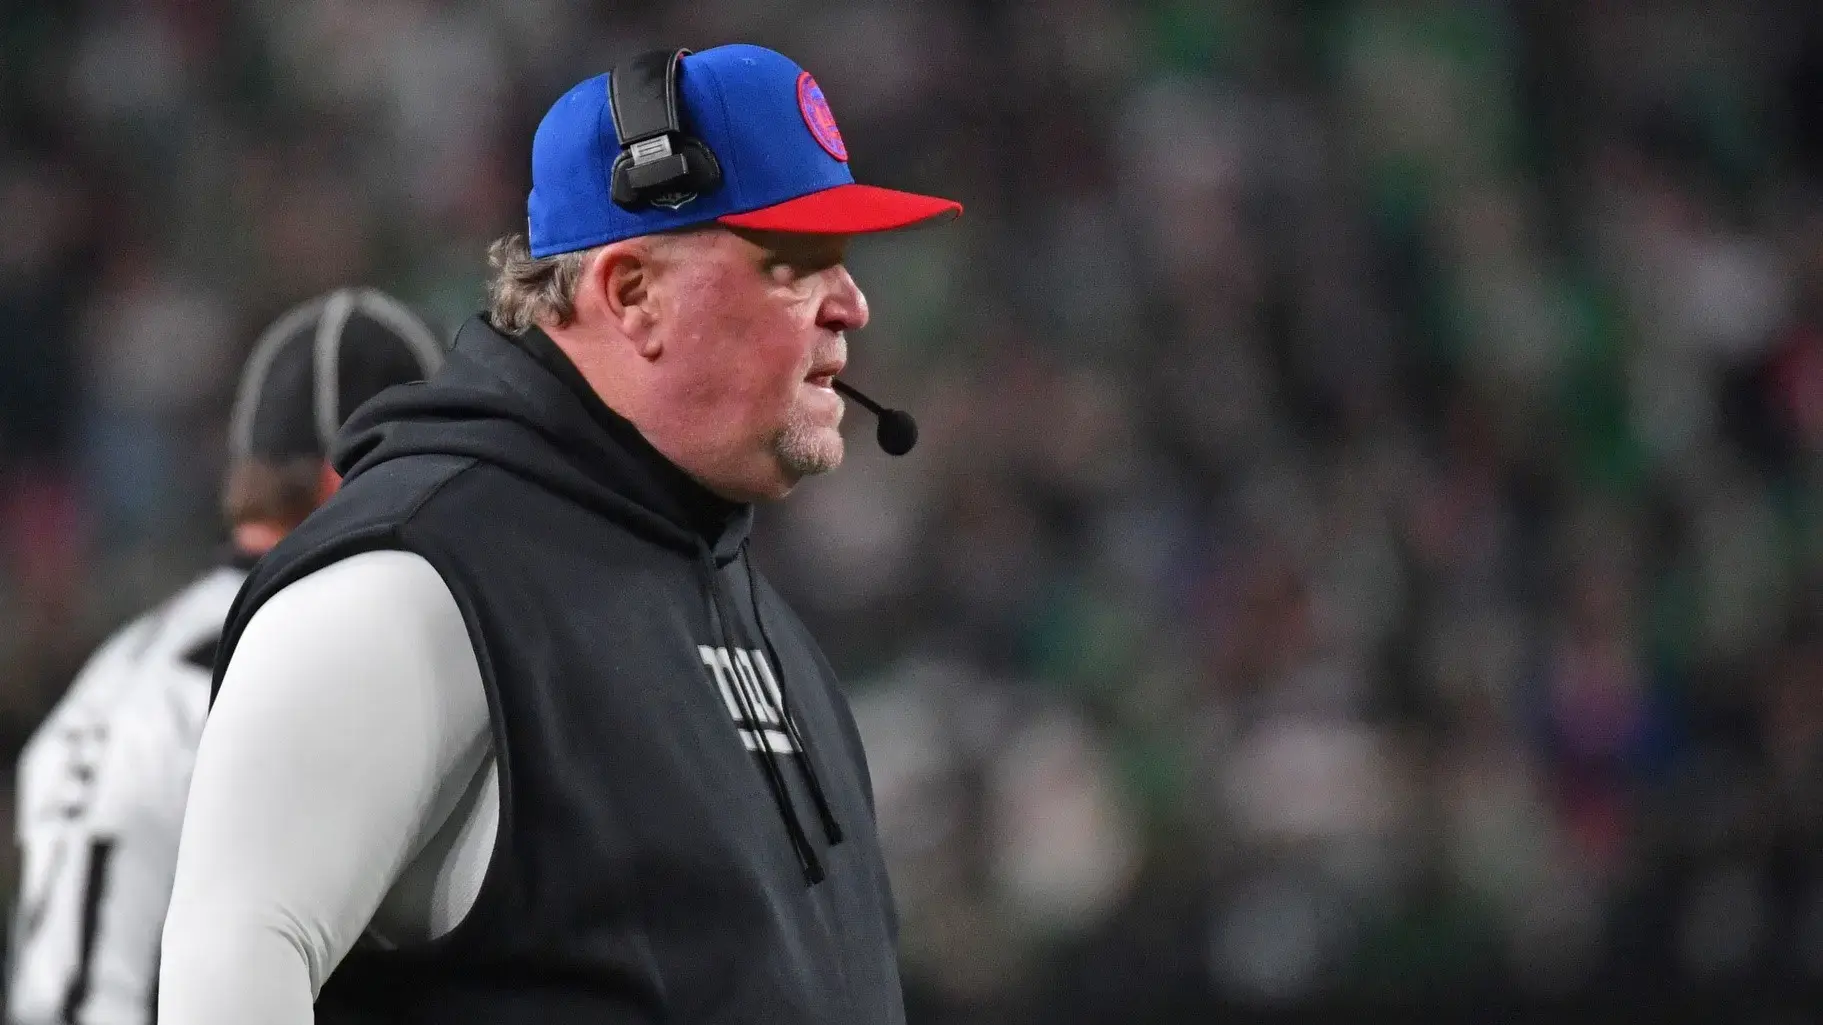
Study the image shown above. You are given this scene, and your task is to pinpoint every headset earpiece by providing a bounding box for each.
[607,48,724,211]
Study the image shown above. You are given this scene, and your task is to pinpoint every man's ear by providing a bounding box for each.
[595,243,662,358]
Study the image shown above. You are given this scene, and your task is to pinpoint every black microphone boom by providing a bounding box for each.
[831,379,918,456]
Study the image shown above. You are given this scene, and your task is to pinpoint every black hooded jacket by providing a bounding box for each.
[210,315,905,1024]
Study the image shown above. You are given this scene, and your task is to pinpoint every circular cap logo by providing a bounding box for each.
[796,72,848,162]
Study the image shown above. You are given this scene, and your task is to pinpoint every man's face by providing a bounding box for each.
[647,227,867,500]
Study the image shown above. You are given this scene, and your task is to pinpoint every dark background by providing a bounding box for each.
[4,1,1823,1021]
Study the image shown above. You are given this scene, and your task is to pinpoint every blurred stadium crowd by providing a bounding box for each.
[4,0,1823,1020]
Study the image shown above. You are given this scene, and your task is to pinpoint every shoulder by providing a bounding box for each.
[151,567,246,650]
[327,452,480,527]
[105,566,248,747]
[202,550,488,824]
[17,568,242,828]
[21,567,240,762]
[236,550,463,658]
[264,453,478,569]
[223,550,473,716]
[220,455,479,674]
[25,619,152,751]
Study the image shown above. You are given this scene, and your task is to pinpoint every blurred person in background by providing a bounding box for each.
[8,289,442,1025]
[157,44,959,1025]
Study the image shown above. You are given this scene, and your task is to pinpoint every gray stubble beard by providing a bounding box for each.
[772,403,846,480]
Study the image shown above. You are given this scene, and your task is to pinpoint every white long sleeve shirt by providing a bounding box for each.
[11,568,243,1025]
[157,550,499,1025]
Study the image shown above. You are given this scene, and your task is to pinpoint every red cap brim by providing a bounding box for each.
[717,183,962,234]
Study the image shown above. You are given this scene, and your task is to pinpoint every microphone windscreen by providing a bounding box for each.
[877,409,918,456]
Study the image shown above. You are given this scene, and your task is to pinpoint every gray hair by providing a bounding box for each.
[485,232,598,334]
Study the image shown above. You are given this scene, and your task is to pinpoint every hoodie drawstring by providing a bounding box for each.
[695,540,826,884]
[743,540,844,847]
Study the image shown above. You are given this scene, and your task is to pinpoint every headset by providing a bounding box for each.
[608,48,723,211]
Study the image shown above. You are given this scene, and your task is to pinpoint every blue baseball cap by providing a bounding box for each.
[527,44,962,258]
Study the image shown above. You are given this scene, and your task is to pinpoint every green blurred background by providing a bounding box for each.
[3,1,1823,1021]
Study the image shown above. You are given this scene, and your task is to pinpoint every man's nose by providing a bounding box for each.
[817,265,869,333]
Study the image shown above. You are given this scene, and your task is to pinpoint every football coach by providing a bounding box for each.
[158,43,960,1025]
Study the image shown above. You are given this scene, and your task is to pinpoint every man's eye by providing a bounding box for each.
[768,249,843,279]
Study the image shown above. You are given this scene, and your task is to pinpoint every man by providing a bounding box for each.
[158,43,960,1025]
[8,288,442,1025]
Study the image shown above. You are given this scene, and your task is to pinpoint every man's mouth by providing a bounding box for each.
[805,356,845,389]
